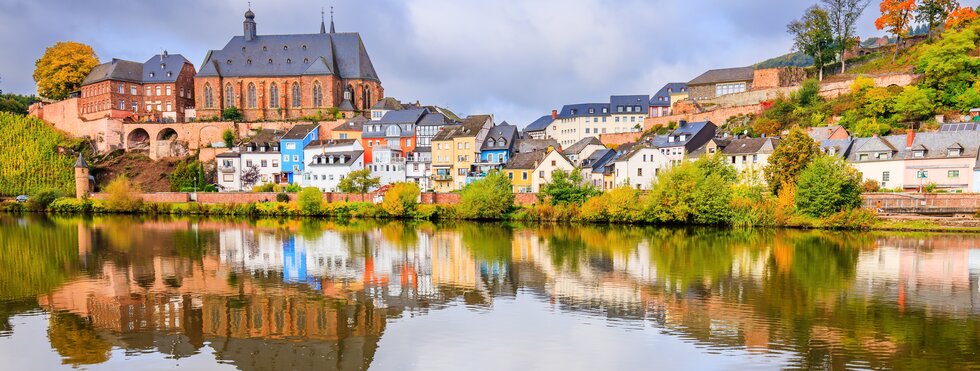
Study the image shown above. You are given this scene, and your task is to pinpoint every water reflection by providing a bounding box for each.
[1,215,979,370]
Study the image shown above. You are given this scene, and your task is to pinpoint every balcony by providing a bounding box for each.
[218,166,237,173]
[432,173,453,181]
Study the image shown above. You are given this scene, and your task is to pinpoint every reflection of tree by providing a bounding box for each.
[646,228,739,289]
[47,312,112,365]
[459,223,512,263]
[0,215,78,299]
[379,222,419,250]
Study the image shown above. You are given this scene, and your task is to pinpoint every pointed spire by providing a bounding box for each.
[330,6,336,33]
[320,7,326,34]
[74,153,87,168]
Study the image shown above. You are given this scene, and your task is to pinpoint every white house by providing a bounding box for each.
[544,96,649,147]
[302,139,365,192]
[613,145,671,190]
[721,137,780,183]
[369,145,408,185]
[531,149,576,192]
[407,150,432,191]
[216,151,242,191]
[239,129,285,189]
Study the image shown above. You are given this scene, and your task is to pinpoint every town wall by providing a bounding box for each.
[599,132,643,147]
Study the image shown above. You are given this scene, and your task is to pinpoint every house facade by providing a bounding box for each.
[686,67,754,101]
[531,149,576,193]
[653,120,717,165]
[474,122,518,181]
[721,137,780,178]
[193,8,383,121]
[649,83,686,117]
[544,95,649,147]
[302,139,364,192]
[280,123,319,183]
[239,129,285,188]
[431,115,493,192]
[613,146,671,190]
[362,108,423,163]
[503,151,545,193]
[78,52,196,122]
[216,152,243,191]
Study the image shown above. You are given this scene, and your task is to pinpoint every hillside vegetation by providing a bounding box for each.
[730,19,980,138]
[0,112,79,196]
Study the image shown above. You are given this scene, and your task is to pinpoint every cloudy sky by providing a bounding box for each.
[0,0,886,126]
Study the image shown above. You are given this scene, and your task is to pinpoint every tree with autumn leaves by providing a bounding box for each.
[876,0,917,60]
[32,42,99,100]
[946,6,979,29]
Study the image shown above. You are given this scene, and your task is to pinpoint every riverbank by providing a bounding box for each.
[4,196,980,233]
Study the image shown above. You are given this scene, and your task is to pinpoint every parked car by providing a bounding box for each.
[15,195,28,203]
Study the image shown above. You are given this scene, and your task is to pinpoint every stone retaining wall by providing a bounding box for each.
[87,191,540,206]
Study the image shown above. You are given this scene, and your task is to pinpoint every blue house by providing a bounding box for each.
[480,121,518,164]
[280,123,319,183]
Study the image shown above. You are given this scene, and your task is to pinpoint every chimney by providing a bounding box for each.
[905,129,915,148]
[551,110,557,120]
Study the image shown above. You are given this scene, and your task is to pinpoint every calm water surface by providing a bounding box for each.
[1,215,979,370]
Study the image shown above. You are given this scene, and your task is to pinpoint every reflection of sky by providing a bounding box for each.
[371,292,790,371]
[0,313,238,371]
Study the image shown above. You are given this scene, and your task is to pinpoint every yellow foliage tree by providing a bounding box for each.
[875,0,916,60]
[33,42,99,100]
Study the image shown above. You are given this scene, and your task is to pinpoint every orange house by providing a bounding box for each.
[361,108,426,163]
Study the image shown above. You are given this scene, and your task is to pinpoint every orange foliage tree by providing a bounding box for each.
[946,6,979,29]
[875,0,916,60]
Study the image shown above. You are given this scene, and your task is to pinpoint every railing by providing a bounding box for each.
[431,174,452,181]
[218,166,236,173]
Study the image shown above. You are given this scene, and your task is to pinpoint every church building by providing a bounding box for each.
[194,7,384,121]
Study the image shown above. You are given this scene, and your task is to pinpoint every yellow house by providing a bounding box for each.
[503,150,546,193]
[431,115,493,192]
[531,149,576,192]
[329,117,366,146]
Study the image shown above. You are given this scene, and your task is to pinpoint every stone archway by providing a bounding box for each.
[154,127,187,158]
[157,128,179,141]
[127,128,150,152]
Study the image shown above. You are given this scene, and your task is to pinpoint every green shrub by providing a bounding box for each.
[47,197,90,213]
[30,187,65,210]
[538,168,599,205]
[381,182,420,218]
[458,171,515,219]
[284,183,302,193]
[298,187,323,215]
[276,192,290,203]
[222,106,243,121]
[579,186,643,223]
[795,155,863,217]
[861,179,881,192]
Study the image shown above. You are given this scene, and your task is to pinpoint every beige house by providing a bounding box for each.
[721,137,780,181]
[613,145,671,190]
[430,115,494,192]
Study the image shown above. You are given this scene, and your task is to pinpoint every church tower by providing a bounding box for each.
[244,8,257,41]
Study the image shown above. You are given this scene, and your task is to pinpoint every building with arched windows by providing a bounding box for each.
[77,51,196,122]
[194,7,384,122]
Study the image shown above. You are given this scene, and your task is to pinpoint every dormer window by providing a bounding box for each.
[679,134,687,141]
[302,45,307,50]
[160,63,166,69]
[602,107,608,113]
[634,105,641,112]
[668,136,675,143]
[149,72,155,77]
[268,58,273,64]
[242,47,246,53]
[286,58,292,64]
[226,59,232,64]
[247,59,252,65]
[859,153,869,161]
[284,45,288,50]
[167,72,172,77]
[570,109,577,115]
[950,149,961,156]
[588,107,594,114]
[303,58,309,64]
[913,150,925,158]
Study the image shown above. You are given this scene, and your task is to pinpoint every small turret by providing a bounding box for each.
[74,153,90,199]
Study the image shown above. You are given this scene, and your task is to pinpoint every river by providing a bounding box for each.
[0,214,978,370]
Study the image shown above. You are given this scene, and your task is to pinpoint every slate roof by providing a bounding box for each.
[610,95,650,110]
[650,83,686,107]
[517,138,559,153]
[333,116,366,131]
[558,103,610,118]
[376,108,426,124]
[721,137,779,155]
[281,124,319,140]
[582,148,617,172]
[74,153,87,168]
[216,151,241,158]
[524,115,553,132]
[820,138,853,158]
[687,66,755,86]
[241,129,284,152]
[418,112,452,126]
[82,59,144,85]
[143,53,191,83]
[481,122,518,151]
[504,150,546,170]
[371,97,403,110]
[852,135,899,153]
[563,137,604,155]
[197,12,378,81]
[433,115,490,141]
[307,151,363,166]
[304,138,357,150]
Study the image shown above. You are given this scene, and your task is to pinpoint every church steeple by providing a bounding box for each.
[320,8,326,34]
[329,6,336,33]
[244,3,257,41]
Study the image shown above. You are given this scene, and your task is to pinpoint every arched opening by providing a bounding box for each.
[157,128,179,141]
[127,128,150,151]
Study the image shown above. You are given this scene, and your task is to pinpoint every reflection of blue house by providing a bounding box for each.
[280,123,320,183]
[282,236,306,283]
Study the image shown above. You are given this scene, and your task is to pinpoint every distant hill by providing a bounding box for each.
[754,52,814,69]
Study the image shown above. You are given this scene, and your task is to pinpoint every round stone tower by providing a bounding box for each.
[74,153,89,199]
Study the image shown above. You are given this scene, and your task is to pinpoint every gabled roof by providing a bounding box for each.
[563,137,604,155]
[609,95,650,109]
[687,66,754,86]
[806,125,848,142]
[650,82,687,107]
[371,97,404,110]
[196,27,379,80]
[305,138,357,150]
[820,138,853,158]
[853,136,898,153]
[333,116,367,131]
[517,138,559,154]
[481,123,518,151]
[504,150,546,170]
[583,148,617,172]
[307,150,363,166]
[377,108,427,124]
[143,53,192,83]
[82,59,144,85]
[524,115,552,132]
[281,124,319,140]
[721,137,779,155]
[241,129,284,152]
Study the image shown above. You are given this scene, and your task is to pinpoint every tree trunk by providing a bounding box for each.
[840,50,846,74]
[893,35,902,62]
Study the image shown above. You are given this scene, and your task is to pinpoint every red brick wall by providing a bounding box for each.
[194,75,383,121]
[90,192,190,203]
[862,193,980,211]
[599,132,643,147]
[90,191,540,207]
